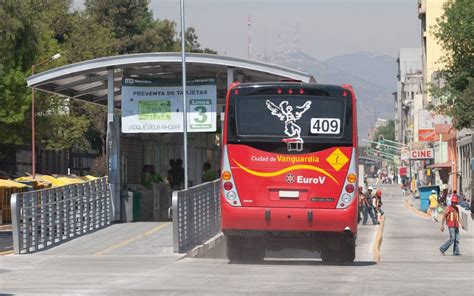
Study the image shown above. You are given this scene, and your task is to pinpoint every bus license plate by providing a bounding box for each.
[279,190,300,199]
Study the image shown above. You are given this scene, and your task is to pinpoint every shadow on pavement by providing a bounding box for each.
[228,259,377,266]
[0,231,13,253]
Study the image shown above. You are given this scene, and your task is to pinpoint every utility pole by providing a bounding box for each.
[180,0,188,189]
[248,15,252,59]
[31,53,61,179]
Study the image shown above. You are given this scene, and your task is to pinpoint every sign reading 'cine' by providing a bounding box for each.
[409,148,434,160]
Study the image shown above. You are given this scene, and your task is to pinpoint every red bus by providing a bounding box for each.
[220,82,358,262]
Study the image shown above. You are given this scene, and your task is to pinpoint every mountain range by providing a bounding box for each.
[272,50,398,138]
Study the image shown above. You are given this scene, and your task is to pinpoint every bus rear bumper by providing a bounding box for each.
[221,202,358,234]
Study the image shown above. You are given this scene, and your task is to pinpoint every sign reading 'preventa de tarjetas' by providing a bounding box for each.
[121,78,216,133]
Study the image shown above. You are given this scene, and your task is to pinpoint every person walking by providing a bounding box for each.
[446,189,454,206]
[374,189,384,217]
[440,195,465,256]
[429,190,439,222]
[358,186,364,223]
[362,186,379,225]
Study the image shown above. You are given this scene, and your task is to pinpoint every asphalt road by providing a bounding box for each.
[0,184,472,295]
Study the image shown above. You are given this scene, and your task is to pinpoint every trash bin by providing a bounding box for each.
[121,191,141,222]
[132,191,141,222]
[121,191,133,222]
[419,185,440,212]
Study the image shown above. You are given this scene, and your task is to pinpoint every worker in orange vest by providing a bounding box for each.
[439,196,465,256]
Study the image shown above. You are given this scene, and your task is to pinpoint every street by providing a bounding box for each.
[0,184,472,295]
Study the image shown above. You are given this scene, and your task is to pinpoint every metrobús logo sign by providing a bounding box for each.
[286,174,326,184]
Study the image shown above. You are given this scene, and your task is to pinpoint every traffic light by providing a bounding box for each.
[377,135,384,150]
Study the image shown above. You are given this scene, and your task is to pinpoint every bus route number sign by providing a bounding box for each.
[310,118,341,134]
[189,99,212,130]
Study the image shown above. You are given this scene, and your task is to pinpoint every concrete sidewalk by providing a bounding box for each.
[38,222,177,256]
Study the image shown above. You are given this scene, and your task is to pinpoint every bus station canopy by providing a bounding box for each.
[27,52,316,106]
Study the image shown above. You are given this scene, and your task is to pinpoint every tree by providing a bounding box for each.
[432,0,474,129]
[0,0,64,145]
[84,0,216,55]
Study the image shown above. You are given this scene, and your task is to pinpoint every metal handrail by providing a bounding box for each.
[172,179,220,253]
[11,177,112,254]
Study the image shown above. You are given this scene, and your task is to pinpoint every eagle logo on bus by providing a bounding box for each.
[266,100,311,152]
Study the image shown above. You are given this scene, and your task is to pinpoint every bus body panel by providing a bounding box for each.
[221,201,358,233]
[227,144,353,209]
[221,82,359,243]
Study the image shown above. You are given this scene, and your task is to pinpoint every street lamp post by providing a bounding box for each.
[31,53,61,179]
[180,0,189,189]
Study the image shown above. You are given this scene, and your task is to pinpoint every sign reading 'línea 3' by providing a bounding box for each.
[121,78,216,133]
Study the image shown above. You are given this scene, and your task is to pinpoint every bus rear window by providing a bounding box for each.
[234,95,350,140]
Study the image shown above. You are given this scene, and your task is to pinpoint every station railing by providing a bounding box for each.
[11,177,112,254]
[172,179,220,253]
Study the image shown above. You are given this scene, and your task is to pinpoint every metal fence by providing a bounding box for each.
[172,179,221,253]
[11,177,112,254]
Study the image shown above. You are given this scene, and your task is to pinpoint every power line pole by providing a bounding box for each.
[180,0,188,189]
[248,15,252,59]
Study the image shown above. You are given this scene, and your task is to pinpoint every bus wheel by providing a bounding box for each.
[340,239,356,263]
[226,236,265,262]
[321,248,338,263]
[241,245,265,262]
[226,235,243,261]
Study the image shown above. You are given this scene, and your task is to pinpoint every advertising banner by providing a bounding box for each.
[418,129,438,141]
[418,110,451,141]
[121,78,217,133]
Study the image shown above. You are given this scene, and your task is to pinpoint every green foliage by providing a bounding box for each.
[63,12,118,63]
[0,0,63,145]
[432,0,474,129]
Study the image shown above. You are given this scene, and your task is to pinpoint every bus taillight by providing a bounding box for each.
[222,171,231,180]
[224,182,233,191]
[345,184,355,193]
[347,173,357,183]
[299,88,305,94]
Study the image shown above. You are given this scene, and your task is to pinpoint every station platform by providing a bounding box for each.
[38,222,177,256]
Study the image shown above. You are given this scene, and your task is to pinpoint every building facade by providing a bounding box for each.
[418,0,447,105]
[395,48,423,144]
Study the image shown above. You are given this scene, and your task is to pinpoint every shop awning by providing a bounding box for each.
[428,162,452,169]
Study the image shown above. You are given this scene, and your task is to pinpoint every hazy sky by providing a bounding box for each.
[151,0,421,60]
[73,0,421,60]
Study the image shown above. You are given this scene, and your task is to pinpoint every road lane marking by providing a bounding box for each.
[404,198,431,218]
[94,223,171,255]
[372,219,385,262]
[368,226,377,255]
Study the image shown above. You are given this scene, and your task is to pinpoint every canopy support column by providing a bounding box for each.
[106,68,121,221]
[227,67,234,88]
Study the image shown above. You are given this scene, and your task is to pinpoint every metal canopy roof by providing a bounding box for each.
[27,53,315,106]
